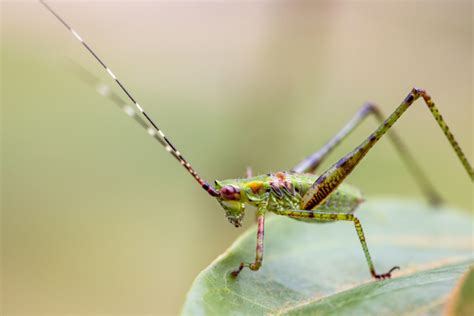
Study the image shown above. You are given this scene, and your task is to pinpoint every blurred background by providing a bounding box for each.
[2,1,472,315]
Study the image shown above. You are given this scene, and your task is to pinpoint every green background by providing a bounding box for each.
[2,1,472,315]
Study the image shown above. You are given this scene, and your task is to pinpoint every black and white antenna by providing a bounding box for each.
[40,0,219,196]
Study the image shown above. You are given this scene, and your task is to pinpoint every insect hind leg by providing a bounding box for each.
[292,102,443,205]
[301,88,473,211]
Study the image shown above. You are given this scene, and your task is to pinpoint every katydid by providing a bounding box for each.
[40,1,473,280]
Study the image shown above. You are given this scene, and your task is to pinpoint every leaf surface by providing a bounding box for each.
[182,199,473,315]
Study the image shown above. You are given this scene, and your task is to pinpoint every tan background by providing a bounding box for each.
[2,1,472,315]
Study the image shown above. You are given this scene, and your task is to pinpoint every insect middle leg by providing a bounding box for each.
[279,209,399,279]
[292,103,384,174]
[292,102,442,205]
[301,88,473,211]
[246,166,253,178]
[231,211,265,278]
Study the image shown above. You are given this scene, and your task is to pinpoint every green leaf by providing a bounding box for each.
[182,198,473,315]
[446,267,474,316]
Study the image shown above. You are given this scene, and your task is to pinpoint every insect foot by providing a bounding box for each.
[371,266,400,280]
[230,262,261,278]
[230,263,245,278]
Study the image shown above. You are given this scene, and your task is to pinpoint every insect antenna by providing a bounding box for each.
[40,0,219,197]
[70,61,169,148]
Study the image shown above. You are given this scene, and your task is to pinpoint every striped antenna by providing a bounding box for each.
[70,61,168,148]
[40,0,219,197]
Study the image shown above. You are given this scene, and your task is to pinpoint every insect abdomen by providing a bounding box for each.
[293,183,361,223]
[315,187,363,214]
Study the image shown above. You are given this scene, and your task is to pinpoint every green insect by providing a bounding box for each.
[41,1,473,280]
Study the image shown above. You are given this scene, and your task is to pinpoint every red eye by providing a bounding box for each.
[220,186,240,200]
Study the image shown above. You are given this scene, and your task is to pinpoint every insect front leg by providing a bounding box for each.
[301,88,473,211]
[231,210,265,278]
[279,209,399,279]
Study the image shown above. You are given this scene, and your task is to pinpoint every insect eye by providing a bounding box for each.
[220,186,240,200]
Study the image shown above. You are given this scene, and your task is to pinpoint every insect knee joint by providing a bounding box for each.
[249,262,262,271]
